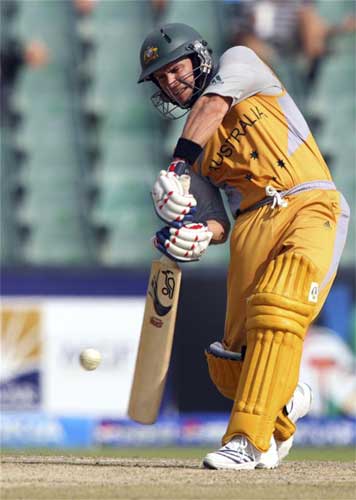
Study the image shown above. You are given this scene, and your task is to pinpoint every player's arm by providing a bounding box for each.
[206,219,227,244]
[164,94,230,245]
[189,170,230,245]
[179,93,232,148]
[168,94,231,179]
[152,94,231,231]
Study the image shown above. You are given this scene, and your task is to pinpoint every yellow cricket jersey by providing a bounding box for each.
[193,47,332,213]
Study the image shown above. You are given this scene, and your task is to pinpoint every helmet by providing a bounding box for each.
[138,23,214,119]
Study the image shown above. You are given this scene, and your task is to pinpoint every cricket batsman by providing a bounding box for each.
[138,23,350,469]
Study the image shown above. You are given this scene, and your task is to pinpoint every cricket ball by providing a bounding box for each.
[79,348,101,371]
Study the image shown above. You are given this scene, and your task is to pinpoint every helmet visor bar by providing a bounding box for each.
[151,91,190,120]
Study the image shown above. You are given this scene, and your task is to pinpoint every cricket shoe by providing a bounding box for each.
[258,382,313,468]
[277,382,313,461]
[203,435,268,470]
[255,437,279,469]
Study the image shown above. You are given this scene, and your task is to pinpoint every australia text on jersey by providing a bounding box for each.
[209,105,267,171]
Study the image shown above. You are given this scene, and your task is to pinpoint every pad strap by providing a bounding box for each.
[205,342,243,400]
[206,341,244,361]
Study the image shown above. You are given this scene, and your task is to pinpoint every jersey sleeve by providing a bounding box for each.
[189,169,231,233]
[202,46,282,106]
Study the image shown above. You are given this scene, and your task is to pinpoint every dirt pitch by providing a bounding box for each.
[1,455,355,500]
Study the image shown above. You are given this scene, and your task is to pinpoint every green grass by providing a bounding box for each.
[1,446,355,461]
[288,446,355,461]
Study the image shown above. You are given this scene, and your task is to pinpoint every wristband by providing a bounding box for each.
[173,137,203,165]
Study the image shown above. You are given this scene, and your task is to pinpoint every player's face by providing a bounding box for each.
[154,58,195,105]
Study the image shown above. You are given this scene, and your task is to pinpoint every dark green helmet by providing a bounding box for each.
[138,23,214,119]
[138,23,209,82]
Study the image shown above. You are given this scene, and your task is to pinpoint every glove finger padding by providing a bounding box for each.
[159,173,197,206]
[167,231,211,251]
[170,224,212,243]
[154,223,213,262]
[159,197,196,219]
[152,171,197,226]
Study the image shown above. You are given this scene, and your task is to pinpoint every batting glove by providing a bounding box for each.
[153,223,213,262]
[151,163,197,228]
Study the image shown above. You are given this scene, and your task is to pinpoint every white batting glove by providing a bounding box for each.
[152,170,197,228]
[154,223,213,262]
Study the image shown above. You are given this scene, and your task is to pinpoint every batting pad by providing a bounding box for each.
[223,253,318,452]
[205,342,243,400]
[274,409,297,442]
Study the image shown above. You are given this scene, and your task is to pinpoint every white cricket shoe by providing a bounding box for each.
[277,382,313,461]
[255,436,279,469]
[258,382,313,468]
[203,435,263,470]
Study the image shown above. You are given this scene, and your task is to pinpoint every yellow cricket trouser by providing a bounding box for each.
[218,188,349,451]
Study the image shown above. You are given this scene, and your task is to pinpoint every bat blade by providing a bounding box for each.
[128,257,182,424]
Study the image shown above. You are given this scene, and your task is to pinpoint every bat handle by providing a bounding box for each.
[172,160,191,195]
[179,174,191,195]
[173,161,190,176]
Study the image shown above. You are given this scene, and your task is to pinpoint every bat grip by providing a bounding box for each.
[172,161,191,195]
[173,161,190,176]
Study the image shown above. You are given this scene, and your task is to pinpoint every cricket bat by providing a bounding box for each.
[128,173,190,424]
[128,256,182,424]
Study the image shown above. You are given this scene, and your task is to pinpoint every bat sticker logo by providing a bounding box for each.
[150,316,163,328]
[161,270,175,299]
[149,270,176,317]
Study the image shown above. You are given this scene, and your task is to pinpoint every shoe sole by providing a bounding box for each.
[203,458,257,470]
[255,462,279,470]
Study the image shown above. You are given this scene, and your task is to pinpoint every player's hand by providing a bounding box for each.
[151,169,197,228]
[153,223,213,262]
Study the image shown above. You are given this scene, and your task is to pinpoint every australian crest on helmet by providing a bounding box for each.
[143,46,159,65]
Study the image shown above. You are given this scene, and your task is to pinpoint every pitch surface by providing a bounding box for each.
[2,455,355,499]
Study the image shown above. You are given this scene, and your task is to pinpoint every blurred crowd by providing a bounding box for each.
[226,1,355,65]
[2,0,355,127]
[224,0,356,107]
[1,0,355,268]
[0,0,96,126]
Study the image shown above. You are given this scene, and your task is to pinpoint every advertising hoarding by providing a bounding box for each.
[1,298,144,417]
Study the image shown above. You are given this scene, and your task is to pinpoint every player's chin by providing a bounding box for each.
[175,89,192,107]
